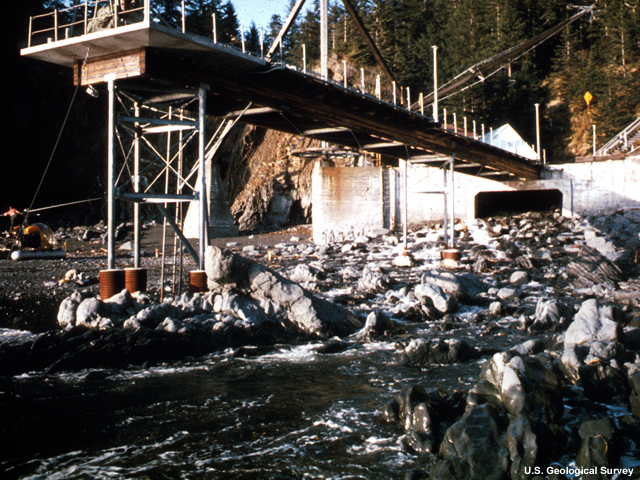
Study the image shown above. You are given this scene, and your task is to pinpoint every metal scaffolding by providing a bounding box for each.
[105,82,207,272]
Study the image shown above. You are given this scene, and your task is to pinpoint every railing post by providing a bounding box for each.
[28,16,33,47]
[343,60,347,88]
[144,0,151,25]
[54,10,58,41]
[181,0,185,33]
[212,14,217,43]
[84,0,88,34]
[114,2,119,29]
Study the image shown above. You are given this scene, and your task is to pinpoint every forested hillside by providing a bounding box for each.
[267,0,640,162]
[3,0,640,217]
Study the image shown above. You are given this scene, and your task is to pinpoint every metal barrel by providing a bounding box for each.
[125,268,147,294]
[188,270,208,293]
[100,269,126,300]
[441,249,461,261]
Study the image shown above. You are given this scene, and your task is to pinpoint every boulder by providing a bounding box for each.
[357,266,391,292]
[564,299,620,347]
[420,271,486,302]
[205,246,252,289]
[507,414,538,480]
[57,291,84,329]
[430,404,509,480]
[566,246,622,288]
[397,338,477,367]
[531,298,565,331]
[414,284,457,315]
[560,299,628,402]
[575,418,616,480]
[248,263,362,337]
[509,271,530,286]
[467,351,563,424]
[356,311,394,341]
[75,297,103,329]
[497,288,518,301]
[289,264,324,283]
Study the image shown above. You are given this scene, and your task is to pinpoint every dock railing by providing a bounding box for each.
[28,0,151,47]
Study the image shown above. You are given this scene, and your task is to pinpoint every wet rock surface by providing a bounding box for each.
[5,209,640,478]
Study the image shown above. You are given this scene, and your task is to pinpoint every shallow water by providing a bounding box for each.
[1,331,483,480]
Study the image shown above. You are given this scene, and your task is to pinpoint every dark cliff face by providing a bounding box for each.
[224,125,315,233]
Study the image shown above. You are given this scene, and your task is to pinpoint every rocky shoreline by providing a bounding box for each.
[3,209,640,479]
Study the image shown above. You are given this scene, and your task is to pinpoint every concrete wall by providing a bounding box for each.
[312,164,385,243]
[545,156,640,216]
[312,155,640,243]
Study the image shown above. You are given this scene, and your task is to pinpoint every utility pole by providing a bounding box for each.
[432,46,438,122]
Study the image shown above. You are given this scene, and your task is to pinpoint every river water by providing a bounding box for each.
[0,219,617,479]
[2,322,492,479]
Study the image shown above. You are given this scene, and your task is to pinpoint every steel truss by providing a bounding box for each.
[106,80,208,271]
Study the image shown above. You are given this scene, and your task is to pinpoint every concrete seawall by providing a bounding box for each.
[312,156,640,244]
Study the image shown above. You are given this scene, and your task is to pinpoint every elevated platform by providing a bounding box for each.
[21,8,542,180]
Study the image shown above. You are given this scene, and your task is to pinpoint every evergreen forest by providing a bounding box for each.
[2,0,640,211]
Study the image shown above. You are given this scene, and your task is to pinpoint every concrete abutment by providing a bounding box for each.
[312,156,640,243]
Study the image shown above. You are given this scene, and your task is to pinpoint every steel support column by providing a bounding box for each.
[402,158,408,250]
[443,163,448,247]
[133,102,141,268]
[198,85,208,270]
[449,154,455,248]
[107,76,116,269]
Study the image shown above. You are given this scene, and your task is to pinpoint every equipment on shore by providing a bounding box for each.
[10,222,66,261]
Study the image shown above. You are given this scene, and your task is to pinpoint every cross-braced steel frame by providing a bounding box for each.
[106,79,209,271]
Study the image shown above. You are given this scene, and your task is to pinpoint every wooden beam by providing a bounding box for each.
[74,48,145,86]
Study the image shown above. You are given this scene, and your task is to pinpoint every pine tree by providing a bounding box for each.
[246,22,261,54]
[219,0,239,44]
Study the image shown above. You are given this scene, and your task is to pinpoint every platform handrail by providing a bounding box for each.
[28,0,147,47]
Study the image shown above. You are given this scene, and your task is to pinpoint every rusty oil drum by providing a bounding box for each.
[188,270,208,293]
[99,269,125,300]
[125,268,147,294]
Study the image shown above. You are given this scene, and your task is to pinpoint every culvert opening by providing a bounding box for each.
[474,189,563,218]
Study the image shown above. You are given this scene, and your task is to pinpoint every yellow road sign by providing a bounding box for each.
[584,91,593,106]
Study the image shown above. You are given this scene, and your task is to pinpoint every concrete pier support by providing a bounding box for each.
[184,161,238,240]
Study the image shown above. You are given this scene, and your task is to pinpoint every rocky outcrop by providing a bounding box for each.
[560,298,629,402]
[227,128,316,232]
